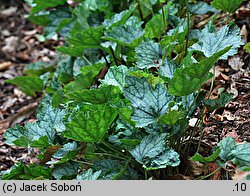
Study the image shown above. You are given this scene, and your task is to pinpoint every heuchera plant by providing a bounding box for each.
[1,0,250,180]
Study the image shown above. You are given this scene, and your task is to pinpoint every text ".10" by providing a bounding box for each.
[234,183,247,192]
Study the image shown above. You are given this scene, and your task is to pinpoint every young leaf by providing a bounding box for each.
[158,110,185,126]
[124,76,172,127]
[145,14,165,39]
[128,70,164,88]
[64,104,118,142]
[217,136,236,161]
[135,41,163,69]
[191,22,243,60]
[101,65,129,90]
[169,47,230,96]
[190,148,221,163]
[77,169,102,180]
[6,76,44,96]
[103,16,145,47]
[211,0,243,13]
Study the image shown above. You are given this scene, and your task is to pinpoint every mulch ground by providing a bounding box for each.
[0,0,249,179]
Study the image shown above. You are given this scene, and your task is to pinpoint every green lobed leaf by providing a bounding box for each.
[72,2,90,30]
[191,22,243,60]
[93,159,139,180]
[189,2,218,15]
[158,110,185,126]
[3,125,27,146]
[67,26,104,48]
[169,47,231,96]
[190,148,221,163]
[217,136,236,161]
[66,85,121,104]
[211,0,243,13]
[57,45,84,57]
[65,62,105,91]
[6,76,44,96]
[53,142,78,159]
[128,70,164,88]
[103,16,145,47]
[76,169,102,180]
[204,92,233,111]
[64,104,118,142]
[130,133,180,169]
[145,14,165,39]
[4,104,66,147]
[102,9,133,30]
[101,65,129,91]
[124,76,172,127]
[1,163,52,180]
[158,59,177,80]
[24,61,54,76]
[36,104,66,133]
[233,143,250,167]
[135,41,163,69]
[27,13,50,26]
[53,162,79,180]
[84,0,109,11]
[130,133,167,162]
[148,148,180,170]
[43,7,71,39]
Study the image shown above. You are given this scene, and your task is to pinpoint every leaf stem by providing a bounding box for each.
[161,4,167,33]
[112,158,131,180]
[136,0,144,21]
[184,0,190,57]
[85,152,128,161]
[72,160,93,165]
[208,66,216,98]
[99,49,110,68]
[82,55,92,65]
[198,167,222,180]
[144,169,148,180]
